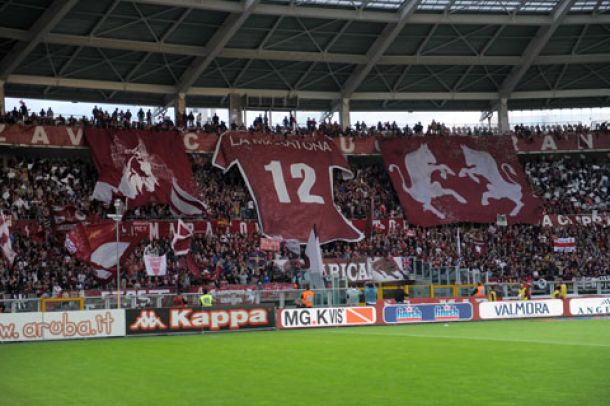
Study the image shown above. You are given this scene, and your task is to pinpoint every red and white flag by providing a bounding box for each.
[64,222,142,270]
[171,219,192,256]
[380,137,542,226]
[553,237,576,253]
[144,246,167,277]
[186,253,201,278]
[260,237,281,252]
[0,213,16,266]
[86,129,206,216]
[213,131,363,243]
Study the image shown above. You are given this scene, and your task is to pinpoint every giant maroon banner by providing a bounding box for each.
[86,129,205,216]
[212,132,363,243]
[380,137,543,227]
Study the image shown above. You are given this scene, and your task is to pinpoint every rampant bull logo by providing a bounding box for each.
[388,144,466,219]
[458,145,524,216]
[112,138,172,199]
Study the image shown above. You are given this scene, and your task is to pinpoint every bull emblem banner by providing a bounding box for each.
[86,129,205,216]
[380,137,542,226]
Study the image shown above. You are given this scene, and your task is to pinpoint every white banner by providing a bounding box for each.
[569,297,610,316]
[279,307,376,329]
[0,310,126,342]
[144,254,167,276]
[273,256,409,283]
[479,299,564,320]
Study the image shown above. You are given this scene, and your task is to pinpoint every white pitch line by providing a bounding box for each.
[328,329,610,348]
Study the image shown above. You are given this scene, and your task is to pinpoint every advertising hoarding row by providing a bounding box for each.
[0,310,125,343]
[2,297,609,342]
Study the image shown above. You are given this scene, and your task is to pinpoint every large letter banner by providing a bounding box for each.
[86,129,205,216]
[213,132,363,243]
[380,137,542,226]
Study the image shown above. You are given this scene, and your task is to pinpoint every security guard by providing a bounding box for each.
[300,287,314,308]
[472,282,485,298]
[559,282,568,299]
[552,285,561,299]
[488,286,498,302]
[199,289,213,307]
[517,284,528,301]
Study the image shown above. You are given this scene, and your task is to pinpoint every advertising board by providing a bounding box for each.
[125,304,275,335]
[569,297,610,316]
[279,307,376,329]
[479,299,563,320]
[383,303,473,324]
[0,310,125,343]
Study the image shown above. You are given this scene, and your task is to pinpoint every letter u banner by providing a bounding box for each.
[479,299,563,320]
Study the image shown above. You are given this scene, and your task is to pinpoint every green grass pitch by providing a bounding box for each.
[1,319,609,406]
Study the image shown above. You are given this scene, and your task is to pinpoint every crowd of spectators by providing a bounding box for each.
[1,101,608,139]
[0,148,608,298]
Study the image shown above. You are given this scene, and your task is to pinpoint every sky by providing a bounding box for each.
[6,97,610,128]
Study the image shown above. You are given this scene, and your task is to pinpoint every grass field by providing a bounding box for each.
[1,319,609,406]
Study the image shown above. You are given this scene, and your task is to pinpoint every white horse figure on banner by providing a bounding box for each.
[388,144,466,219]
[458,145,524,216]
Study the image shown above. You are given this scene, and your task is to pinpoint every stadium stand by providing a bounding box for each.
[0,117,608,297]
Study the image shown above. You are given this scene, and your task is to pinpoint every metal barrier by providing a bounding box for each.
[2,280,610,313]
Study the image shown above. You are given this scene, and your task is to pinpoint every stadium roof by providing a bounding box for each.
[0,0,609,111]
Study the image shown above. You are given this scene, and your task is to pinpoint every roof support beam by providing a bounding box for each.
[8,74,610,101]
[129,0,610,25]
[165,0,259,106]
[0,0,77,80]
[498,0,577,99]
[339,0,420,101]
[1,28,610,67]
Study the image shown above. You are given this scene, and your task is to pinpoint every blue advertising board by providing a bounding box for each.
[383,303,473,324]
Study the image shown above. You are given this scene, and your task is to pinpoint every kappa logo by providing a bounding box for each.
[130,310,167,331]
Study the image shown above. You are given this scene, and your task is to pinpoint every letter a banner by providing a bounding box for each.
[212,132,362,243]
[380,137,542,227]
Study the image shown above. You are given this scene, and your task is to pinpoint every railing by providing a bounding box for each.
[2,280,610,314]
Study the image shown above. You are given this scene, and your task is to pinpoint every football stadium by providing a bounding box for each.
[0,0,609,405]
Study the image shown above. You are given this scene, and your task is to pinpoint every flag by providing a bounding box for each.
[186,252,201,278]
[364,191,375,238]
[553,237,576,253]
[94,269,113,282]
[143,246,167,277]
[51,205,100,233]
[0,213,16,266]
[472,237,487,256]
[304,225,324,289]
[248,251,267,270]
[64,222,142,270]
[52,205,86,226]
[86,129,206,216]
[283,239,301,256]
[260,237,281,252]
[171,219,192,256]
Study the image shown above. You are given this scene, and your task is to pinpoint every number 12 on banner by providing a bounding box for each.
[264,160,324,204]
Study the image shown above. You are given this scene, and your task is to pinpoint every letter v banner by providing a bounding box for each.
[379,137,542,226]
